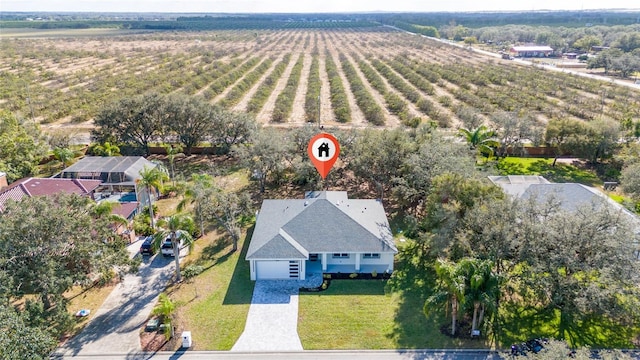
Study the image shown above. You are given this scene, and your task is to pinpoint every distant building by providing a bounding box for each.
[510,46,554,58]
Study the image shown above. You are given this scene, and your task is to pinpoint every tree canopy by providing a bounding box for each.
[0,193,135,357]
[92,93,257,156]
[0,110,48,183]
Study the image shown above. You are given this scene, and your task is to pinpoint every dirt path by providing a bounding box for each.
[289,50,311,125]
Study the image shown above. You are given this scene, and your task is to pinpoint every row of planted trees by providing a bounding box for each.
[246,53,292,114]
[340,53,387,125]
[304,46,321,123]
[219,57,275,108]
[324,50,351,123]
[272,53,304,122]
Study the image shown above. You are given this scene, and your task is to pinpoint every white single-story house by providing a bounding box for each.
[246,191,397,280]
[510,45,554,57]
[489,175,640,259]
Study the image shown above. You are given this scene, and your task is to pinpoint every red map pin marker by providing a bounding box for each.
[307,132,340,179]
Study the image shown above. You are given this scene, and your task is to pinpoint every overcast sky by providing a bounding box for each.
[2,0,639,13]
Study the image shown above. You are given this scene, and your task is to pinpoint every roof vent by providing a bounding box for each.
[304,201,309,206]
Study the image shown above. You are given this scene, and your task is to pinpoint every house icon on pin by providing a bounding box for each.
[317,142,330,158]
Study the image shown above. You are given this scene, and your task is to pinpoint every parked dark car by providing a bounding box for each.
[525,338,547,353]
[510,338,548,356]
[139,236,155,256]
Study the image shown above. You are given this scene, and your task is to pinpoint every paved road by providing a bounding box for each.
[53,349,503,360]
[385,25,640,92]
[52,242,185,357]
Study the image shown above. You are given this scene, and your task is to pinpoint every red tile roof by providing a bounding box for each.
[110,202,139,220]
[0,178,102,212]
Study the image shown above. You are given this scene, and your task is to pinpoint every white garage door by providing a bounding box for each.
[256,260,296,279]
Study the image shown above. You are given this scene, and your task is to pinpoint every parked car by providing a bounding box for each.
[139,236,155,256]
[161,237,174,257]
[510,338,548,356]
[525,338,547,353]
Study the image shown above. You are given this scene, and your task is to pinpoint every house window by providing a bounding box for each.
[363,253,380,259]
[332,253,349,258]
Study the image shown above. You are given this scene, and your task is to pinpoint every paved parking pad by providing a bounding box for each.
[53,242,187,357]
[231,274,322,352]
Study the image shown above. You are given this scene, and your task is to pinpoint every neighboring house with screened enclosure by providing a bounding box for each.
[59,156,157,207]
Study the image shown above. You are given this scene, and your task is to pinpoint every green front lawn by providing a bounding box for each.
[168,228,254,350]
[499,304,640,348]
[298,280,490,349]
[496,157,602,186]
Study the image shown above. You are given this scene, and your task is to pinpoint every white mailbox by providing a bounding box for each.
[181,331,192,348]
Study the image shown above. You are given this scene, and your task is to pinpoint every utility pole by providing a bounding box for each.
[317,95,321,129]
[23,80,36,124]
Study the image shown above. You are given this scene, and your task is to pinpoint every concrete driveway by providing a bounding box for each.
[53,242,187,358]
[231,274,323,352]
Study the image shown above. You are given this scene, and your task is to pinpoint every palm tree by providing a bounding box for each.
[53,147,75,171]
[424,259,467,336]
[151,292,175,340]
[458,258,499,335]
[458,125,500,159]
[91,201,129,236]
[91,142,121,156]
[152,214,194,282]
[137,165,169,230]
[177,173,213,236]
[163,144,183,185]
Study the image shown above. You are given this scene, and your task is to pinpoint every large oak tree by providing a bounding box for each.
[0,193,135,347]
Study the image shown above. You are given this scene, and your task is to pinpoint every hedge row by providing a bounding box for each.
[304,53,321,123]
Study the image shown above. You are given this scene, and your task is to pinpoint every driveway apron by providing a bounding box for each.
[232,274,322,352]
[54,242,183,357]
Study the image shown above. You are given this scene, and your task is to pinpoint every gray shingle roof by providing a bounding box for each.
[521,183,606,212]
[61,156,156,183]
[246,191,396,260]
